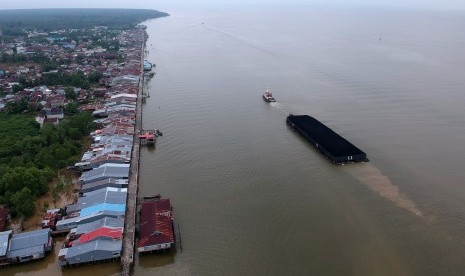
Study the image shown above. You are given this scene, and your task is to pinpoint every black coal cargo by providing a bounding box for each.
[286,114,368,164]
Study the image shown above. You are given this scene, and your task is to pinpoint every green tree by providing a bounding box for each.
[68,127,83,140]
[12,84,24,93]
[64,86,77,100]
[35,148,56,168]
[64,101,79,115]
[5,99,29,114]
[10,187,35,217]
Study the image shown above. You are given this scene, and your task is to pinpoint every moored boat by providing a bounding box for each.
[143,60,152,71]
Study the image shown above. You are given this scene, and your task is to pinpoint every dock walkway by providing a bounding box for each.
[121,41,144,276]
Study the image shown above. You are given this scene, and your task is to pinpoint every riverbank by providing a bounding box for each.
[1,26,149,272]
[9,170,79,233]
[121,30,145,276]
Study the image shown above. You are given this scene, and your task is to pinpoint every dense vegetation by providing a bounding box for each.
[0,113,94,217]
[20,71,103,90]
[0,9,169,35]
[0,8,156,219]
[0,53,53,64]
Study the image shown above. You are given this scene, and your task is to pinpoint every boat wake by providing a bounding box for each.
[204,24,280,58]
[261,90,423,217]
[343,164,423,217]
[268,101,295,117]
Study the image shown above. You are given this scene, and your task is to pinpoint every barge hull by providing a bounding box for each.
[286,114,368,164]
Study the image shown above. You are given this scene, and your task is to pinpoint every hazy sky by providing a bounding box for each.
[1,0,465,10]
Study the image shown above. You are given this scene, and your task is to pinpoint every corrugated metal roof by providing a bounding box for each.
[80,203,126,217]
[76,227,123,244]
[79,163,130,184]
[66,187,127,214]
[0,230,12,257]
[81,178,128,193]
[8,229,50,251]
[138,199,174,249]
[7,245,44,259]
[7,229,51,258]
[56,211,123,231]
[61,239,122,260]
[110,93,137,99]
[95,134,133,145]
[56,216,79,231]
[75,217,124,235]
[85,187,127,196]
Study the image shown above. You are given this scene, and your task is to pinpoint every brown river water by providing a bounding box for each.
[4,6,465,276]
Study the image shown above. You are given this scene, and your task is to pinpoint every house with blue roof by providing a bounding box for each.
[80,203,126,217]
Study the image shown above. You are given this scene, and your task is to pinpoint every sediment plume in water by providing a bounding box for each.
[344,164,423,217]
[271,101,421,216]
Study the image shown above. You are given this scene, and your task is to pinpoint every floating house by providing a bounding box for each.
[66,187,128,215]
[137,198,175,253]
[74,217,124,237]
[56,209,125,232]
[0,231,12,266]
[59,239,122,266]
[79,163,130,184]
[139,130,156,145]
[2,229,53,264]
[81,178,128,193]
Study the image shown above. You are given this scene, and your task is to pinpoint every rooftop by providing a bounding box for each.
[80,203,126,217]
[0,230,12,257]
[75,226,123,245]
[75,217,124,236]
[66,187,127,213]
[7,229,52,259]
[138,199,174,250]
[79,163,130,184]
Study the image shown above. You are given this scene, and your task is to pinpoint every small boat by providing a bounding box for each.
[143,60,152,72]
[263,88,276,102]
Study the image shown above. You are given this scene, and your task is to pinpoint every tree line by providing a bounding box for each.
[0,112,94,217]
[14,71,103,90]
[0,9,169,35]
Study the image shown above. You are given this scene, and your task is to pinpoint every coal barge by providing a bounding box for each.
[286,114,368,164]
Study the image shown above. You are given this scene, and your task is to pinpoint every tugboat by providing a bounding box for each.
[262,88,276,102]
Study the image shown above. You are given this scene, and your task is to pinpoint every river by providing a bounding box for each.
[4,6,465,276]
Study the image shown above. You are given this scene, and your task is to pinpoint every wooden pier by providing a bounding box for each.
[121,41,145,276]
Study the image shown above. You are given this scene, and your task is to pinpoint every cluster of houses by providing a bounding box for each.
[0,229,53,266]
[0,26,144,126]
[0,27,146,267]
[56,29,145,267]
[0,23,176,269]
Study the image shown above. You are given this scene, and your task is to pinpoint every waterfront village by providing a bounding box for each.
[0,24,175,269]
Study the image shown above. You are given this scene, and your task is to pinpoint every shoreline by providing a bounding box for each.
[121,29,145,276]
[9,170,79,233]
